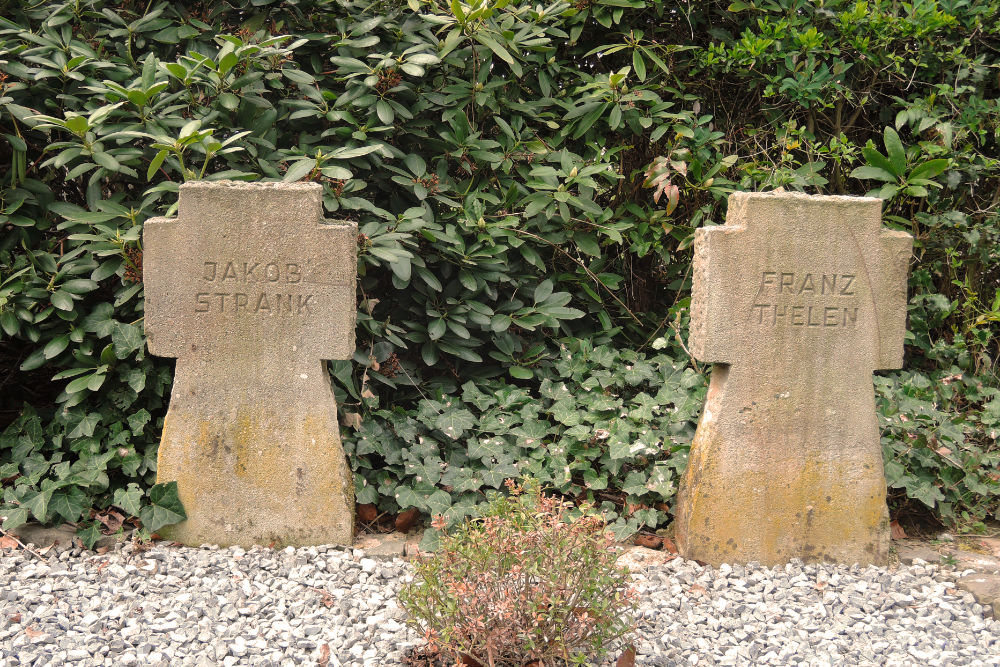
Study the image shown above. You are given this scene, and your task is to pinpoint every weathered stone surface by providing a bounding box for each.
[615,546,678,571]
[675,191,912,567]
[144,181,357,548]
[354,532,407,560]
[956,574,1000,618]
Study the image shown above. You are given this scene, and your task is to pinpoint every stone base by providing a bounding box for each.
[674,365,890,568]
[157,403,353,549]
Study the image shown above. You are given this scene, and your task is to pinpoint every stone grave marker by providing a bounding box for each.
[675,191,912,567]
[143,181,357,547]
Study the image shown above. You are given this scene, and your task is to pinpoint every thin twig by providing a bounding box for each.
[0,526,48,561]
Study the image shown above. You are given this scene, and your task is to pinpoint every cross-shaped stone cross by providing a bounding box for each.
[143,181,357,547]
[676,191,912,566]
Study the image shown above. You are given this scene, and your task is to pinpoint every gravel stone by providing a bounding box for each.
[1,544,998,665]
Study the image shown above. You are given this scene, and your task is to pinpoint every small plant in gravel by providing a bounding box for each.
[398,479,636,667]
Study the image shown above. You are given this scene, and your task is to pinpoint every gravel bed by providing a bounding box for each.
[1,542,998,666]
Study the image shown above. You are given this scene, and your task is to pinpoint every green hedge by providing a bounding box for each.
[1,0,998,544]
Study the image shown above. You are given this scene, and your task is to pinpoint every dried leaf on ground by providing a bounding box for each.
[318,643,330,667]
[357,503,378,523]
[395,507,421,532]
[97,509,125,533]
[617,645,637,667]
[890,521,907,540]
[310,587,335,609]
[633,534,662,549]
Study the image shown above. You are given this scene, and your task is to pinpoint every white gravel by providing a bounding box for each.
[1,542,998,666]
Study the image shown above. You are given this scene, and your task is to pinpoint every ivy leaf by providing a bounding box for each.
[113,483,144,516]
[127,409,151,434]
[76,522,103,549]
[395,485,421,510]
[434,409,476,439]
[549,400,581,426]
[139,482,186,533]
[49,486,87,522]
[67,412,101,438]
[23,488,54,522]
[468,436,505,460]
[1,506,30,531]
[425,489,452,516]
[111,321,143,358]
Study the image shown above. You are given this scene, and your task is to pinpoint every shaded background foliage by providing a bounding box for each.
[1,0,998,544]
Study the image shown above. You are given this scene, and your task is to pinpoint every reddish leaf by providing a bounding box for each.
[633,534,662,549]
[664,184,680,215]
[395,508,421,533]
[357,503,378,523]
[9,613,21,624]
[660,537,678,554]
[459,654,485,667]
[23,626,44,638]
[890,520,907,540]
[617,645,636,667]
[318,643,330,667]
[311,587,335,608]
[0,535,19,550]
[97,509,124,533]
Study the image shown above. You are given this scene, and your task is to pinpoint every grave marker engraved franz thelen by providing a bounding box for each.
[143,181,357,547]
[675,191,912,567]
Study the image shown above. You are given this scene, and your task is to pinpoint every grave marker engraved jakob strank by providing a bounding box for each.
[144,181,357,547]
[675,191,912,567]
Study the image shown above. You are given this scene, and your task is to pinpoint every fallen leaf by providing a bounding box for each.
[617,645,636,667]
[318,643,330,667]
[310,587,335,608]
[96,509,124,533]
[9,613,21,624]
[633,534,662,549]
[23,626,44,638]
[890,520,907,540]
[341,412,363,430]
[0,535,19,550]
[688,584,707,596]
[660,537,678,554]
[357,503,378,523]
[395,508,421,533]
[459,654,485,667]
